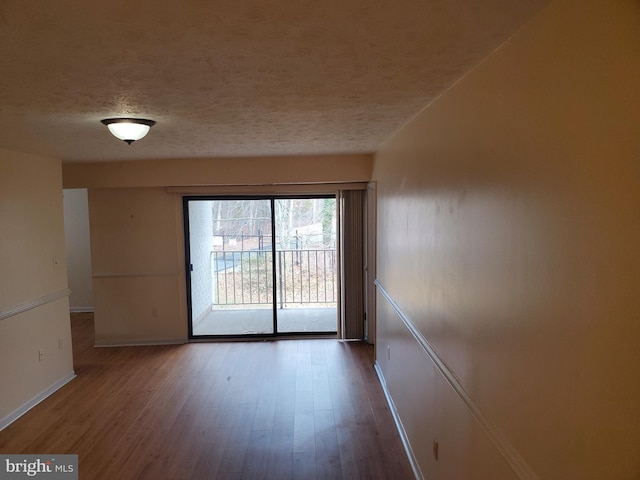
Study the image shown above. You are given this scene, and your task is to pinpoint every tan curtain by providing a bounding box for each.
[339,189,365,340]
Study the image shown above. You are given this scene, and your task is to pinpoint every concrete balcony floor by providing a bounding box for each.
[192,306,337,336]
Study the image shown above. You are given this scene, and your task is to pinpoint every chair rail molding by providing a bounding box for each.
[374,279,540,480]
[0,288,71,322]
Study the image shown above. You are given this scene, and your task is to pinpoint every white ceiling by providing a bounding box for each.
[0,0,549,163]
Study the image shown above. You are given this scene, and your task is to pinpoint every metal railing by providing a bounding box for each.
[211,249,337,308]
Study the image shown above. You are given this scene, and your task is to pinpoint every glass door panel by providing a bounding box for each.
[188,199,274,336]
[274,198,338,333]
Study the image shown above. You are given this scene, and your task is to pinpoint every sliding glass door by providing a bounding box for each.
[274,198,337,333]
[185,196,337,338]
[186,198,274,336]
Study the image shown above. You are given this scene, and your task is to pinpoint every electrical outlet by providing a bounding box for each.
[433,440,439,461]
[387,345,391,360]
[58,338,63,350]
[38,349,44,362]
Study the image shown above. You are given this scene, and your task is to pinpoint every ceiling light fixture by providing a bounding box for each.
[101,118,156,145]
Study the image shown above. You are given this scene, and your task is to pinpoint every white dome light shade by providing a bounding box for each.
[101,118,156,144]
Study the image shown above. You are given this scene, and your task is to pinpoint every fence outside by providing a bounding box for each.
[211,249,337,309]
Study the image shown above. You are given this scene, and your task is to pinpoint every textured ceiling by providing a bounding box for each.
[0,0,549,162]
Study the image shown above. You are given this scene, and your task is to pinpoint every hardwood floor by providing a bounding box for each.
[0,313,415,479]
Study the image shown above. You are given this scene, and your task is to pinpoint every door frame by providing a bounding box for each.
[183,194,339,340]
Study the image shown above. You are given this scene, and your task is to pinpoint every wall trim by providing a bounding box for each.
[374,279,540,480]
[0,289,71,322]
[0,371,76,431]
[92,272,180,278]
[374,361,423,480]
[69,307,94,313]
[167,182,368,195]
[94,338,186,347]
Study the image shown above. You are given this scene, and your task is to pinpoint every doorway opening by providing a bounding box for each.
[184,196,338,338]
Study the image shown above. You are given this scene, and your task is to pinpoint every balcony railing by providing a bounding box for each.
[212,249,337,309]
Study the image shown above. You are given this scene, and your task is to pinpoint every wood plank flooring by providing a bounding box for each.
[0,313,415,479]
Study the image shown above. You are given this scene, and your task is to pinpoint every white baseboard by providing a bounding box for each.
[375,279,539,480]
[69,307,94,313]
[374,362,423,480]
[0,371,76,431]
[94,338,186,347]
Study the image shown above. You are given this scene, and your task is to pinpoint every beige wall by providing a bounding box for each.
[63,189,94,311]
[373,1,640,479]
[76,154,371,345]
[63,154,373,189]
[89,188,186,345]
[0,149,74,426]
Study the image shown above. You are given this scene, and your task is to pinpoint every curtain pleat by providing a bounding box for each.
[340,190,365,340]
